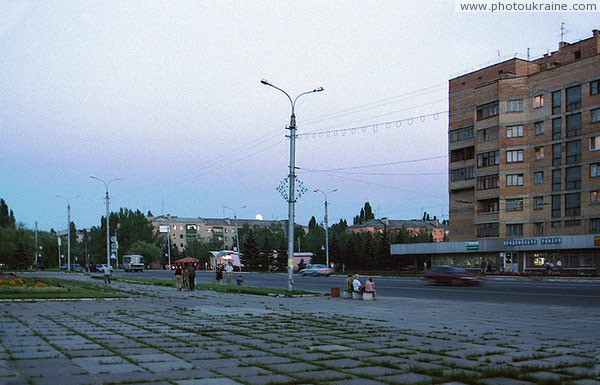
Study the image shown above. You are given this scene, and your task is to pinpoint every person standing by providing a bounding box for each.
[182,263,190,291]
[174,266,182,291]
[187,263,196,291]
[102,264,111,284]
[215,264,223,284]
[225,262,234,284]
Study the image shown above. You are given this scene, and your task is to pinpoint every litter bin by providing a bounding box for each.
[330,287,340,297]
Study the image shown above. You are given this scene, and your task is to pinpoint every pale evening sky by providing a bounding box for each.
[1,1,598,232]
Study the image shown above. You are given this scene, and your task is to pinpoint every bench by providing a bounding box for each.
[351,291,363,300]
[362,291,375,301]
[342,290,352,299]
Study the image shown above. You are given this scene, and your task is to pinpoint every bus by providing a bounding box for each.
[123,254,144,272]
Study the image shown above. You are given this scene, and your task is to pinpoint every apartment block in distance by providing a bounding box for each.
[392,29,600,273]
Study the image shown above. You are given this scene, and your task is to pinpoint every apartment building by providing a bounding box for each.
[149,214,287,253]
[392,29,600,273]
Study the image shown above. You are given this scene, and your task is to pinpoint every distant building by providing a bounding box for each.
[348,218,448,242]
[392,29,600,273]
[149,214,289,253]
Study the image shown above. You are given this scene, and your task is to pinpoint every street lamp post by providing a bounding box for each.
[224,205,245,269]
[261,79,324,291]
[90,176,121,270]
[314,189,337,269]
[56,195,79,272]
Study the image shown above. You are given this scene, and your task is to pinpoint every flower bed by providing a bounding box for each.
[0,273,48,288]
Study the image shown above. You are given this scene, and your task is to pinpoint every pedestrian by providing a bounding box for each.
[103,264,111,284]
[174,266,182,291]
[236,275,244,286]
[215,264,224,284]
[187,263,196,291]
[556,259,562,274]
[364,277,376,299]
[352,274,362,292]
[345,273,353,292]
[182,263,190,291]
[225,262,234,284]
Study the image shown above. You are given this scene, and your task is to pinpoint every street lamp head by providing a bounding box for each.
[260,79,271,86]
[314,87,324,92]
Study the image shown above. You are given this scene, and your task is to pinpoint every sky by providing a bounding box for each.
[1,0,599,232]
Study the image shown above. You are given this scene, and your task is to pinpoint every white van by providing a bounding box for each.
[122,254,144,272]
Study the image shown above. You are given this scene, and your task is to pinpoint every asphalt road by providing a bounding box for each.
[120,269,600,308]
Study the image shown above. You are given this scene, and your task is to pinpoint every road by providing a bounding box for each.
[122,269,600,308]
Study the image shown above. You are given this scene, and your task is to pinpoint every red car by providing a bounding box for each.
[423,265,481,285]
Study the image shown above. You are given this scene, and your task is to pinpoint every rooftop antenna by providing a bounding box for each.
[560,22,568,42]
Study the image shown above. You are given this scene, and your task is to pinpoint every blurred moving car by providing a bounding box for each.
[299,264,334,277]
[422,265,481,285]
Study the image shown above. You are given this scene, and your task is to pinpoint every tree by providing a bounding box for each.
[241,228,259,269]
[353,202,375,225]
[128,241,161,265]
[0,199,16,229]
[184,239,211,266]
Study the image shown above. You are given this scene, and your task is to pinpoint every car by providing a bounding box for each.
[95,264,113,273]
[422,265,481,285]
[299,264,334,277]
[60,264,83,272]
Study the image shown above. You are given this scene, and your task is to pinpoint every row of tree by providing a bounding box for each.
[0,199,438,271]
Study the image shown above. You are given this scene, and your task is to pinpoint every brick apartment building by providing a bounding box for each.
[392,29,600,273]
[348,218,448,243]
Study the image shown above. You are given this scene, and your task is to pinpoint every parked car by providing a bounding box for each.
[299,264,334,277]
[422,265,481,285]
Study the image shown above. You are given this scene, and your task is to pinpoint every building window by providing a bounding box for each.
[477,150,499,168]
[590,79,600,95]
[506,99,524,112]
[591,136,600,151]
[478,198,499,213]
[552,118,562,140]
[506,199,523,211]
[552,195,561,218]
[450,167,474,181]
[591,191,600,205]
[506,224,523,236]
[552,90,561,115]
[592,108,600,123]
[506,125,524,138]
[566,140,581,164]
[506,174,524,186]
[566,113,581,137]
[506,150,524,163]
[552,169,561,192]
[552,143,562,166]
[591,218,600,231]
[534,171,544,184]
[565,166,581,190]
[566,85,582,112]
[533,222,544,236]
[477,222,499,238]
[565,193,581,217]
[565,220,581,226]
[534,196,545,210]
[477,174,499,190]
[533,95,544,108]
[534,121,545,135]
[477,126,499,142]
[591,163,600,178]
[449,125,474,143]
[534,146,544,160]
[477,101,499,120]
[551,221,561,228]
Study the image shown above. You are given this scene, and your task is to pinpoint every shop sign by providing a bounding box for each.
[595,236,600,247]
[466,241,479,250]
[503,237,563,247]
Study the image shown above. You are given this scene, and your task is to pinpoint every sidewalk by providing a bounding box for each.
[1,275,599,385]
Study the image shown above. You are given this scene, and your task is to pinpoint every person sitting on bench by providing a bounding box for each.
[352,274,363,292]
[364,277,376,298]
